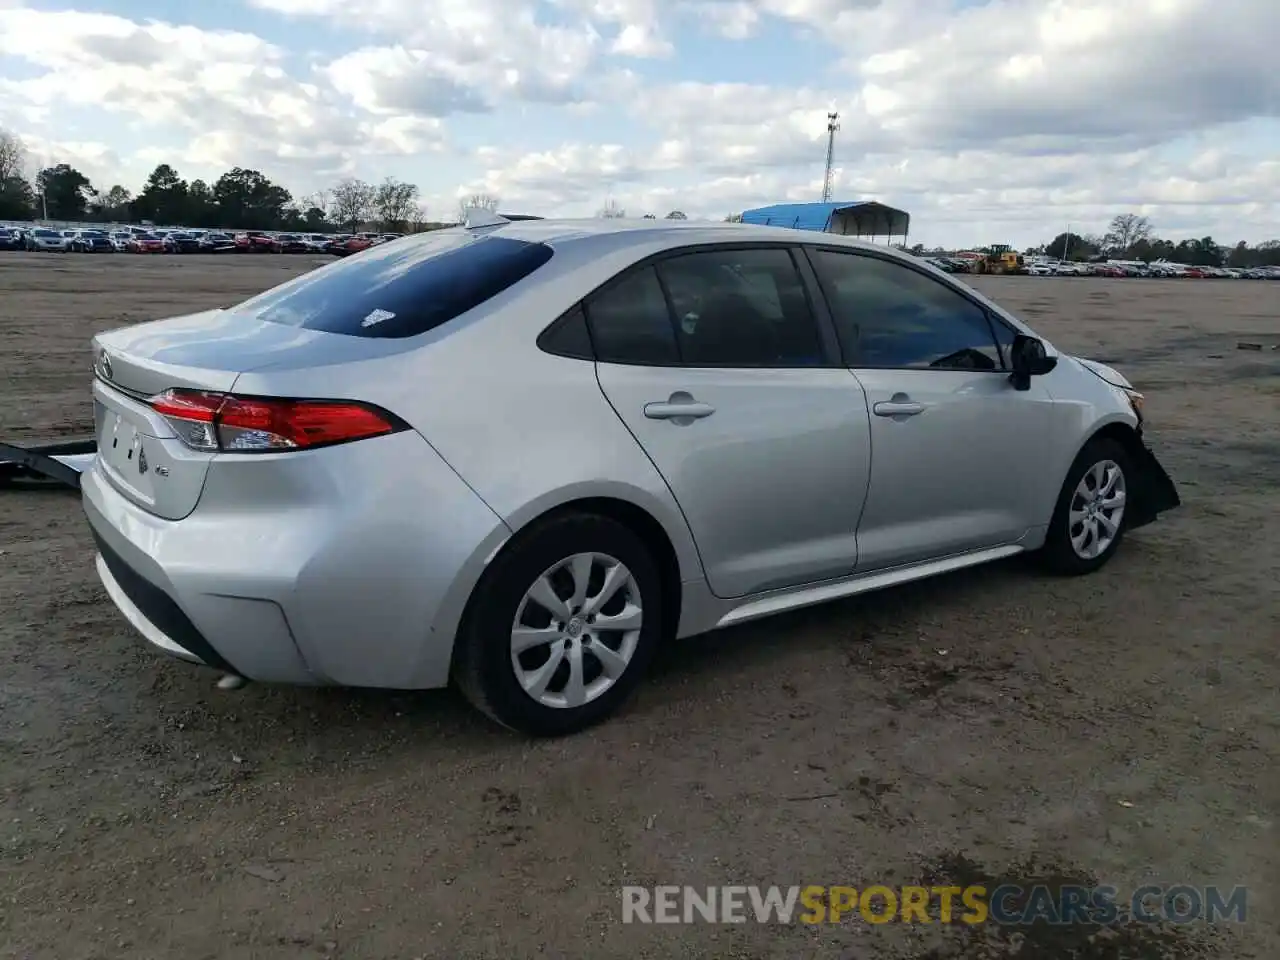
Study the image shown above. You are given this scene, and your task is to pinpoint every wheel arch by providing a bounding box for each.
[1086,419,1146,463]
[520,497,684,646]
[1052,415,1145,519]
[451,490,698,675]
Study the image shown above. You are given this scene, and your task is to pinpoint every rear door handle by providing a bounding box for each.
[644,401,715,420]
[873,401,925,417]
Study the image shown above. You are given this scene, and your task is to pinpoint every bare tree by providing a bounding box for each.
[664,210,687,220]
[0,128,26,183]
[1104,213,1153,253]
[373,176,420,230]
[457,193,499,222]
[329,177,376,232]
[598,199,626,218]
[301,189,331,218]
[408,204,432,232]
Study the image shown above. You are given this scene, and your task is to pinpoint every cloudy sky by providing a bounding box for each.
[0,0,1277,247]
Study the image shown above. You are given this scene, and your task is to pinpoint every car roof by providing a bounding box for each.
[422,217,910,260]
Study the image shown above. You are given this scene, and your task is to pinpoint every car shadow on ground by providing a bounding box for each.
[120,555,1034,757]
[142,554,1045,760]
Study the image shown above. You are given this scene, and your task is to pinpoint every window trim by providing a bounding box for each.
[556,241,846,370]
[800,244,1014,373]
[536,303,597,361]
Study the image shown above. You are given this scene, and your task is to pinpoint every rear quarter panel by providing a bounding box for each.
[232,319,706,591]
[230,235,709,593]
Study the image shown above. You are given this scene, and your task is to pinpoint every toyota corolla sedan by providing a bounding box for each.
[82,218,1180,735]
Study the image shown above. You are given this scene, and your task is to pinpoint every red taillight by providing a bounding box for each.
[147,389,402,453]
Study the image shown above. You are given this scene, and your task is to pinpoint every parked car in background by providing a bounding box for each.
[109,231,134,251]
[300,234,331,252]
[127,233,167,254]
[234,231,275,253]
[82,218,1181,734]
[70,229,115,253]
[324,235,353,255]
[329,233,381,257]
[198,232,237,253]
[0,226,24,250]
[271,234,310,254]
[164,232,202,254]
[1149,260,1186,278]
[25,228,71,252]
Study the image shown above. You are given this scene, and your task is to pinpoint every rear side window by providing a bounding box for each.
[235,234,554,339]
[655,248,824,367]
[585,267,680,364]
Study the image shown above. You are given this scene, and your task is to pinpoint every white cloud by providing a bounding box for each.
[0,0,1276,245]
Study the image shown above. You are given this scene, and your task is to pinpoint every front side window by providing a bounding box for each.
[655,248,825,367]
[811,249,1003,371]
[235,233,554,339]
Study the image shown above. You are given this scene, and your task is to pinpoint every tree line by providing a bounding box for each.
[0,128,479,233]
[1,129,696,233]
[902,214,1279,268]
[1027,214,1280,268]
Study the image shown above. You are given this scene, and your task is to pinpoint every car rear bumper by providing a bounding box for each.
[85,490,315,682]
[92,537,230,669]
[81,429,511,688]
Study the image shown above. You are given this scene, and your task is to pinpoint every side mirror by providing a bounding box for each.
[1009,334,1057,391]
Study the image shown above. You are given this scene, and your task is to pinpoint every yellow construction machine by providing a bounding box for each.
[970,244,1025,275]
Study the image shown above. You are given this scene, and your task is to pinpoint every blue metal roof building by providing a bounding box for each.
[740,201,910,242]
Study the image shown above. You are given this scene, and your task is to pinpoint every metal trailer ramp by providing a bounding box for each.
[0,438,96,490]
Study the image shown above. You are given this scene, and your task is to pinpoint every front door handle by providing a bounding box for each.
[644,397,715,421]
[873,401,925,417]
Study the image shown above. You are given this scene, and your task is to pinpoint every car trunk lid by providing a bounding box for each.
[90,308,368,520]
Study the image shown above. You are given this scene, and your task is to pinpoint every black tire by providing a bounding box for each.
[1038,437,1133,576]
[453,512,664,736]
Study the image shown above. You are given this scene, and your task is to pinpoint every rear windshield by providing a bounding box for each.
[235,233,555,339]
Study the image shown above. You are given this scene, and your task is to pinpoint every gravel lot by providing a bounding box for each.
[1,253,1277,959]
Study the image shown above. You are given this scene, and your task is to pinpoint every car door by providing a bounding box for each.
[588,245,872,599]
[806,246,1056,573]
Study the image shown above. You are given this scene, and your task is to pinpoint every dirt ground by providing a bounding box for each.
[1,253,1277,960]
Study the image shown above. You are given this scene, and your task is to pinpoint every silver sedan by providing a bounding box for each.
[82,217,1180,735]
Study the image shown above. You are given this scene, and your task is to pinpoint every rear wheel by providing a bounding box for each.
[1039,437,1132,575]
[454,512,662,736]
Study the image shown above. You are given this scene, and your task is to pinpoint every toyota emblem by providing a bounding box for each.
[97,350,112,380]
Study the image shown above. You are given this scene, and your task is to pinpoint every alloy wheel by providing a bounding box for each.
[509,552,644,710]
[1069,459,1127,559]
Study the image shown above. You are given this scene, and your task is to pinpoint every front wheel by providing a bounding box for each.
[453,513,663,736]
[1038,437,1132,575]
